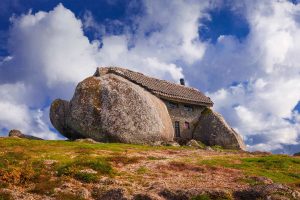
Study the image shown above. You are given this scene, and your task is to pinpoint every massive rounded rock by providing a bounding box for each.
[50,99,83,140]
[50,74,174,144]
[193,108,246,150]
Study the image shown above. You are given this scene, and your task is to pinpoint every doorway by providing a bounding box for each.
[175,121,180,137]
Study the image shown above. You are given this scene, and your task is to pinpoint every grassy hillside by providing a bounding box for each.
[0,138,299,200]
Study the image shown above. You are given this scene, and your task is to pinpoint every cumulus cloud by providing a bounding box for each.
[0,1,202,138]
[0,4,99,138]
[203,0,300,152]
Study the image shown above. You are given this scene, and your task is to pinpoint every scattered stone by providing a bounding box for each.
[186,139,201,148]
[151,141,164,146]
[250,176,273,185]
[193,109,246,150]
[293,152,300,156]
[94,188,128,200]
[205,146,214,151]
[174,138,190,146]
[133,194,154,200]
[234,183,300,200]
[159,189,189,200]
[54,182,91,200]
[78,187,90,199]
[99,177,118,185]
[43,160,58,165]
[166,141,180,147]
[8,129,43,140]
[75,138,99,144]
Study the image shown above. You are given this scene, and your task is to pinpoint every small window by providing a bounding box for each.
[168,102,178,109]
[184,122,190,129]
[184,105,193,111]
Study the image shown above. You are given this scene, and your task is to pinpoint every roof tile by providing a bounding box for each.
[95,67,213,106]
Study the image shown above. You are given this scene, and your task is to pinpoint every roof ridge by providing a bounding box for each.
[103,66,202,91]
[95,66,213,106]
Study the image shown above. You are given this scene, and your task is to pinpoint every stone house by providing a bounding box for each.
[94,67,213,140]
[50,67,245,150]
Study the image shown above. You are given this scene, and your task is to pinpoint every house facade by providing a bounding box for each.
[94,67,213,140]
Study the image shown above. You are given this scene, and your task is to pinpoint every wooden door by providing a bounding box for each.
[175,121,180,137]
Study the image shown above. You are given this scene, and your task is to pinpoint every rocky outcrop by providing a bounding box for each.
[8,129,43,140]
[193,108,246,150]
[294,152,300,156]
[50,74,174,144]
[234,183,300,200]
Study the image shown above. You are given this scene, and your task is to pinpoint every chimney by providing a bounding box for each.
[180,78,185,86]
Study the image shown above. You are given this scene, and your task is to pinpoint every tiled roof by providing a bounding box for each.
[94,67,213,106]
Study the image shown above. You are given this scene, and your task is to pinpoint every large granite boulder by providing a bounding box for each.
[50,73,174,144]
[193,108,246,150]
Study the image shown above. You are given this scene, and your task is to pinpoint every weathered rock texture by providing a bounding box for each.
[50,67,246,149]
[8,129,43,140]
[50,74,174,144]
[193,109,246,150]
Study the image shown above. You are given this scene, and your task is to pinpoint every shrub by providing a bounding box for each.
[191,194,211,200]
[74,172,98,183]
[30,178,61,195]
[136,166,148,174]
[0,191,13,200]
[201,108,212,115]
[56,157,114,183]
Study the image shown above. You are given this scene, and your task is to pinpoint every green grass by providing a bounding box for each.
[1,137,300,194]
[136,166,148,174]
[56,157,114,182]
[74,172,98,183]
[0,137,183,187]
[199,155,300,184]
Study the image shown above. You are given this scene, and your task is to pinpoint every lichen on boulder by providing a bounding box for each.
[50,73,174,144]
[193,108,246,150]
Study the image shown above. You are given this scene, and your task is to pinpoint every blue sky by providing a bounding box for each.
[0,0,300,154]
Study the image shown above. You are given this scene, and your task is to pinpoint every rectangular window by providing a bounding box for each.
[184,105,193,111]
[168,102,178,109]
[184,122,190,129]
[175,121,180,137]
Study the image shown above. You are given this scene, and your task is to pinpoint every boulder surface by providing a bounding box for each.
[193,109,246,150]
[50,73,174,144]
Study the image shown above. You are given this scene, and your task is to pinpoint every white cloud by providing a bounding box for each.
[0,2,202,138]
[131,0,208,65]
[205,0,300,152]
[7,4,98,86]
[0,101,31,131]
[0,4,99,138]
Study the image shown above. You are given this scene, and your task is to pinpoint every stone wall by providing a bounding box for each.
[164,101,205,139]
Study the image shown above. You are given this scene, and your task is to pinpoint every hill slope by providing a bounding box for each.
[0,138,299,200]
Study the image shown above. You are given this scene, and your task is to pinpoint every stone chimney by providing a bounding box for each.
[180,78,185,86]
